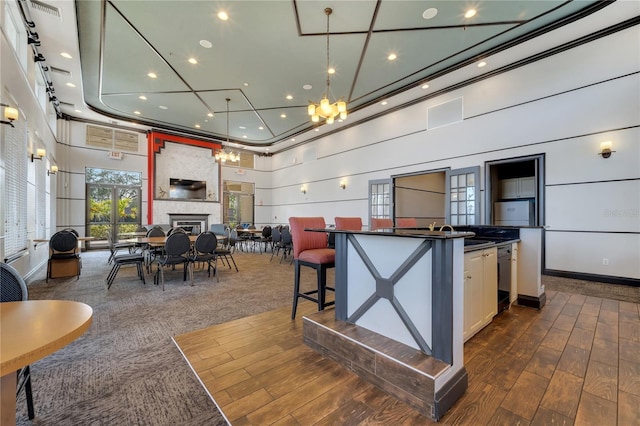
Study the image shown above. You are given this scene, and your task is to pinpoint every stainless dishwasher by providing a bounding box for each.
[497,245,512,313]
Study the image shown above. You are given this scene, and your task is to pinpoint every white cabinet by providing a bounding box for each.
[500,177,536,199]
[463,247,498,342]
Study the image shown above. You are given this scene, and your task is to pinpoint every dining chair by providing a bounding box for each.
[154,232,193,291]
[46,230,81,282]
[1,262,35,420]
[105,251,146,290]
[289,217,335,319]
[334,217,363,231]
[370,217,394,230]
[258,225,272,254]
[269,227,281,262]
[106,230,136,264]
[215,229,238,272]
[277,227,293,264]
[191,232,219,282]
[396,217,417,227]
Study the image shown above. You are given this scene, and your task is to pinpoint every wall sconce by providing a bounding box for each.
[598,141,615,159]
[48,165,58,176]
[1,103,19,127]
[31,148,46,162]
[300,185,307,194]
[339,181,347,190]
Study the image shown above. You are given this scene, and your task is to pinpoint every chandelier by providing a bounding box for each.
[215,98,240,163]
[307,8,347,124]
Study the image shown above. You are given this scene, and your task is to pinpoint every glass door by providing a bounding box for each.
[87,184,141,248]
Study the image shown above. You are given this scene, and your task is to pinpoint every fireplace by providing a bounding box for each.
[169,214,209,235]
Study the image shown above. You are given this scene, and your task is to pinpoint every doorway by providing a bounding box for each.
[222,181,255,227]
[85,168,142,249]
[485,154,545,226]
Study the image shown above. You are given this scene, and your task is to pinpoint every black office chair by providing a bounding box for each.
[191,232,219,282]
[0,262,35,420]
[46,230,81,282]
[154,232,193,291]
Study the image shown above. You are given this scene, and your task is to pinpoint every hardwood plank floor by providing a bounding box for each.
[174,289,640,425]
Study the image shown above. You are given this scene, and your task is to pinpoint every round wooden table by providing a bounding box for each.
[1,300,93,425]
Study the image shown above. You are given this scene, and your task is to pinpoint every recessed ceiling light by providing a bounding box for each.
[258,126,264,130]
[134,111,141,115]
[195,124,201,128]
[239,126,246,129]
[60,52,72,59]
[421,84,430,89]
[188,58,198,64]
[291,138,295,142]
[280,114,286,118]
[199,40,212,49]
[218,11,229,21]
[328,67,335,74]
[244,82,249,87]
[159,105,168,110]
[74,109,82,113]
[465,9,477,19]
[66,82,75,87]
[381,101,387,106]
[315,128,320,132]
[207,112,213,117]
[139,95,147,100]
[423,8,438,19]
[477,61,487,68]
[243,135,247,138]
[286,95,293,100]
[388,53,397,61]
[303,84,312,90]
[147,72,157,79]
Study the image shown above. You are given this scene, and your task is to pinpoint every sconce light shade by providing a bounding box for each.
[300,185,307,194]
[1,104,18,127]
[599,141,615,159]
[48,165,58,176]
[339,181,346,190]
[31,148,46,162]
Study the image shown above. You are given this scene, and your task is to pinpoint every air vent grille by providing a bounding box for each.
[29,0,61,18]
[50,66,71,76]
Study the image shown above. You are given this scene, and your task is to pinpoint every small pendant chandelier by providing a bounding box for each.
[307,8,347,125]
[215,98,240,163]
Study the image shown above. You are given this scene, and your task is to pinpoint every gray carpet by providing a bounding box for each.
[17,247,306,425]
[15,247,637,424]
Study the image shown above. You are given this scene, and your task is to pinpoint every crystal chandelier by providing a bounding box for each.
[307,8,347,125]
[215,98,240,163]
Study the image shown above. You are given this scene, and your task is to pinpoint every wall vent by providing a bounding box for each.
[29,0,61,18]
[50,66,71,76]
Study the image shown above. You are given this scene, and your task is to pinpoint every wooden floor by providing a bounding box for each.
[174,289,640,425]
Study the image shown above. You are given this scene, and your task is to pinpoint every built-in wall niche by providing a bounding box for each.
[154,142,219,202]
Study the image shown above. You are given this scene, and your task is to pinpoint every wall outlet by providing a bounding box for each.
[602,258,609,266]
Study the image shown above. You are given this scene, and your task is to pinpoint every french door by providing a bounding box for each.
[86,184,141,248]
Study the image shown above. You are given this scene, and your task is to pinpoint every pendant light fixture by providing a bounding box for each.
[215,98,240,163]
[307,7,347,124]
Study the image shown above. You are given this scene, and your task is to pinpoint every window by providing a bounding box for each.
[446,167,480,226]
[369,179,392,220]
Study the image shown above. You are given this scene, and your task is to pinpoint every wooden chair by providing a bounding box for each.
[396,217,417,227]
[289,217,335,319]
[370,217,394,230]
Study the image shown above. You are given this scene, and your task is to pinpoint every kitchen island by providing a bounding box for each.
[302,228,472,420]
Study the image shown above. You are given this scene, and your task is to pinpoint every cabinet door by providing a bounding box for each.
[518,177,536,198]
[501,179,519,199]
[464,251,484,341]
[482,247,498,322]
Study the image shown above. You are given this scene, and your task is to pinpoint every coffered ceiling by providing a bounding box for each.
[22,0,618,152]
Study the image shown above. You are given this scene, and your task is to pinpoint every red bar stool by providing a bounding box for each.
[370,217,393,230]
[289,217,335,319]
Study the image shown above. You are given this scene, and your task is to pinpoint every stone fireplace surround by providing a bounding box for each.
[168,213,209,234]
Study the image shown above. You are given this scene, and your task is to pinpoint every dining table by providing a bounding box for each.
[1,300,93,426]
